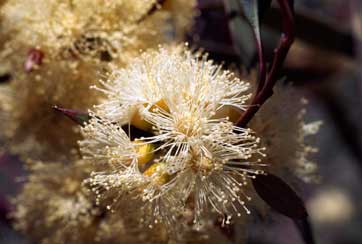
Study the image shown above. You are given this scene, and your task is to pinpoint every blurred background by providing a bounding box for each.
[1,0,362,243]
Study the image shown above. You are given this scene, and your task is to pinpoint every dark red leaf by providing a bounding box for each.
[53,105,91,126]
[25,48,44,72]
[294,218,316,244]
[252,173,308,219]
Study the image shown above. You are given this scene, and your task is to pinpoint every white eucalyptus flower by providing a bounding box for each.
[80,46,266,230]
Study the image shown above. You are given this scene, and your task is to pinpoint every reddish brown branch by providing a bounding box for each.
[236,0,295,128]
[137,0,167,23]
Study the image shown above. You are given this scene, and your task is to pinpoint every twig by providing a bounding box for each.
[236,0,295,128]
[136,0,166,23]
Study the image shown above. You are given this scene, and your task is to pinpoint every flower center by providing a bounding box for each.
[174,114,202,138]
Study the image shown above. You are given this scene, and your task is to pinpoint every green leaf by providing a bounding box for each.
[224,0,271,68]
[240,0,262,45]
[53,105,91,126]
[239,0,271,54]
[224,0,256,68]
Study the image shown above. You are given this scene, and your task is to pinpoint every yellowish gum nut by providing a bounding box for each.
[143,163,170,186]
[131,110,152,131]
[133,141,154,166]
[131,100,169,131]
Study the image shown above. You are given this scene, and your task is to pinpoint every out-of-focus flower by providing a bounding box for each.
[80,46,266,232]
[249,86,322,183]
[0,84,11,153]
[308,188,354,224]
[94,212,170,244]
[0,0,166,62]
[12,160,100,244]
[0,0,196,161]
[162,0,197,38]
[12,159,178,244]
[0,0,195,64]
[0,53,102,160]
[295,107,322,183]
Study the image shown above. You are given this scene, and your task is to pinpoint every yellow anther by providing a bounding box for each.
[133,141,154,166]
[143,163,170,186]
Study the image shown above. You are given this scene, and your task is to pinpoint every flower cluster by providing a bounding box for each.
[0,0,196,161]
[2,2,322,242]
[12,160,175,244]
[80,47,266,231]
[12,160,100,244]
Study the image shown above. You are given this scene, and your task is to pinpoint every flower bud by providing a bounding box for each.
[131,99,169,131]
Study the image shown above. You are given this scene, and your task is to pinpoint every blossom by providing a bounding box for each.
[249,86,322,183]
[0,0,195,160]
[80,117,186,229]
[80,46,266,230]
[0,84,11,153]
[12,159,175,244]
[162,0,197,38]
[1,0,161,61]
[295,105,322,182]
[12,160,100,244]
[93,46,251,124]
[0,0,195,64]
